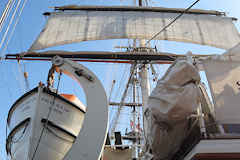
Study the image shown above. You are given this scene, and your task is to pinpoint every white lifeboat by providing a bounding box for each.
[6,56,109,160]
[6,85,86,160]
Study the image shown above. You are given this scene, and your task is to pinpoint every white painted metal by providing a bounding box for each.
[51,56,108,160]
[184,139,240,160]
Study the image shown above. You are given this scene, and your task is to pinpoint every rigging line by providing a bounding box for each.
[31,71,62,160]
[145,0,200,45]
[108,82,116,128]
[109,63,119,95]
[144,0,148,6]
[17,61,26,93]
[0,0,22,55]
[2,0,29,92]
[111,64,129,101]
[110,63,137,136]
[105,63,115,97]
[108,80,116,102]
[9,59,25,93]
[1,0,28,56]
[111,65,129,104]
[0,0,15,33]
[0,62,13,100]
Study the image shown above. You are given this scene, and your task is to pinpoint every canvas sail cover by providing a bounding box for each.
[203,55,240,124]
[145,60,201,160]
[29,7,240,51]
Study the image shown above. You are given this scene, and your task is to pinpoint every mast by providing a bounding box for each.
[138,0,151,153]
[132,67,137,159]
[139,64,150,113]
[132,0,151,158]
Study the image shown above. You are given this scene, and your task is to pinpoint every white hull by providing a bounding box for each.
[7,85,85,160]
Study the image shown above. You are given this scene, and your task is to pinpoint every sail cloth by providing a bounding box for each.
[29,7,240,51]
[223,42,240,57]
[203,55,240,124]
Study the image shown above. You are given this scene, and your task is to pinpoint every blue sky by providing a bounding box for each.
[0,0,240,159]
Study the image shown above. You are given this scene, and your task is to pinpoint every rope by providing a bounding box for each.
[31,71,62,160]
[0,0,22,53]
[1,0,29,56]
[145,0,200,45]
[0,0,15,33]
[109,64,129,129]
[17,61,26,93]
[110,64,136,136]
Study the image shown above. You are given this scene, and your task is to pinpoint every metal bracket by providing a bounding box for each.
[52,56,64,66]
[74,68,94,82]
[50,56,108,160]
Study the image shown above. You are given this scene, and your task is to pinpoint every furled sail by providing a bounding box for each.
[203,54,240,125]
[29,6,240,51]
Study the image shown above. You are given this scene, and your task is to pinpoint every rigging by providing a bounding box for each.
[0,0,15,34]
[0,0,22,53]
[1,0,29,56]
[145,0,200,45]
[31,71,62,160]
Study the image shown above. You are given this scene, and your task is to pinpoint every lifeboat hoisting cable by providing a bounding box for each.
[31,69,62,160]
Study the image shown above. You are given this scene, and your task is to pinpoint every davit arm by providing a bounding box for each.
[51,56,108,160]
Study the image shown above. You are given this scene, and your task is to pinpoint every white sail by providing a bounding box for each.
[29,7,240,51]
[223,42,240,57]
[203,56,240,124]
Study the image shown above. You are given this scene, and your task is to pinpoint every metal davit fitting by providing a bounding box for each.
[51,56,108,160]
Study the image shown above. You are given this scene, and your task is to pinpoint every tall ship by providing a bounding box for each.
[1,0,240,159]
